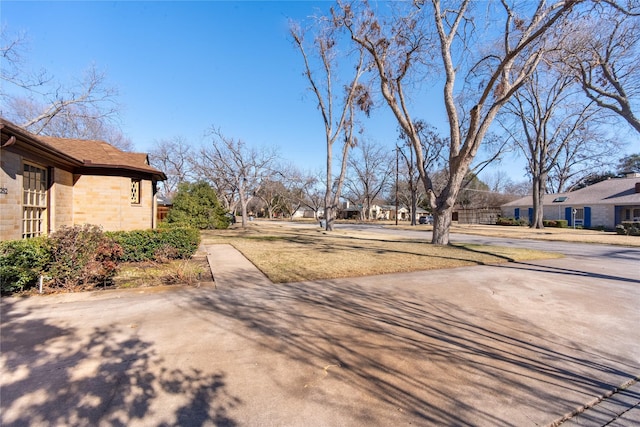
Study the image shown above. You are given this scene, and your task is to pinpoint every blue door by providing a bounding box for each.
[514,208,520,220]
[584,207,591,228]
[528,208,533,224]
[565,207,572,226]
[614,206,623,225]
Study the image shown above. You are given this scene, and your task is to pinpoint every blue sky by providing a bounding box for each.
[2,1,637,183]
[3,1,341,171]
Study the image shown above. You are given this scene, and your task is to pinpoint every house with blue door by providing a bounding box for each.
[501,174,640,229]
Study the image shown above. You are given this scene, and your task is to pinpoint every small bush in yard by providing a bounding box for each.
[0,237,50,294]
[108,229,156,262]
[108,226,200,262]
[46,225,123,292]
[543,219,568,228]
[496,217,528,226]
[616,221,640,236]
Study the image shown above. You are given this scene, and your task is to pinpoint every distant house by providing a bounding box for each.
[291,206,323,220]
[371,204,409,221]
[1,118,166,240]
[501,175,640,229]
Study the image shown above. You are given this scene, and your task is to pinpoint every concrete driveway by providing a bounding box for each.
[1,230,639,426]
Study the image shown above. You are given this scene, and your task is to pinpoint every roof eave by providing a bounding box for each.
[80,163,167,181]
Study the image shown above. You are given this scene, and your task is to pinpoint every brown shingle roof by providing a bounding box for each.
[39,136,158,172]
[1,118,165,180]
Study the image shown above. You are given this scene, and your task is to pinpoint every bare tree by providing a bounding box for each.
[273,165,312,220]
[562,7,640,133]
[398,121,448,224]
[195,127,279,228]
[336,0,585,244]
[481,170,522,206]
[1,27,127,149]
[148,136,194,199]
[548,127,619,194]
[503,68,616,228]
[617,153,640,173]
[344,139,394,220]
[1,26,50,92]
[395,143,419,225]
[297,170,326,220]
[291,18,368,231]
[254,178,287,219]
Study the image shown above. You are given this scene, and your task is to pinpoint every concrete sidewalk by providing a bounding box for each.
[206,244,272,288]
[1,242,639,426]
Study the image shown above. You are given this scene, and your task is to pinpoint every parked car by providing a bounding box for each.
[419,215,433,224]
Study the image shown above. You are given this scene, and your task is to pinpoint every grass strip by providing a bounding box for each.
[201,223,561,283]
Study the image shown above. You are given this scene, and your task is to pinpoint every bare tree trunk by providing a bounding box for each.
[432,206,453,245]
[324,137,335,231]
[238,186,249,228]
[531,173,546,229]
[410,190,417,226]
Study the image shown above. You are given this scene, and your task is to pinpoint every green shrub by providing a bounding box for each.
[47,225,123,291]
[543,219,568,228]
[496,217,528,226]
[616,221,640,236]
[108,226,200,262]
[155,226,201,259]
[0,237,50,294]
[166,181,231,229]
[108,230,156,262]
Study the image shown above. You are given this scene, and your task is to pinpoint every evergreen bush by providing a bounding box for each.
[616,221,640,236]
[166,181,231,229]
[0,237,50,294]
[496,217,528,226]
[108,226,200,262]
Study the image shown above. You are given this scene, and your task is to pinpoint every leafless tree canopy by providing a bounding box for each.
[560,6,640,133]
[1,26,129,150]
[291,16,368,231]
[148,136,194,199]
[344,139,394,220]
[332,0,585,243]
[501,66,619,228]
[193,127,279,228]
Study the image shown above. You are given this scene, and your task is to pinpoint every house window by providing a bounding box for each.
[574,208,584,225]
[131,179,141,204]
[23,163,47,239]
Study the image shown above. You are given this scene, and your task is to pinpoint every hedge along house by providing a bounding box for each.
[0,118,166,241]
[501,174,640,229]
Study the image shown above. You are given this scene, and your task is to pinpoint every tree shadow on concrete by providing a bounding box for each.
[495,260,640,285]
[0,299,239,427]
[189,273,639,425]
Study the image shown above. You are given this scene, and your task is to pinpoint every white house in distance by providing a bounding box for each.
[501,174,640,229]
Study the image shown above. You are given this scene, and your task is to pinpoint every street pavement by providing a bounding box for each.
[1,227,639,426]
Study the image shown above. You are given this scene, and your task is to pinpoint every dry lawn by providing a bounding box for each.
[112,257,208,289]
[201,222,561,283]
